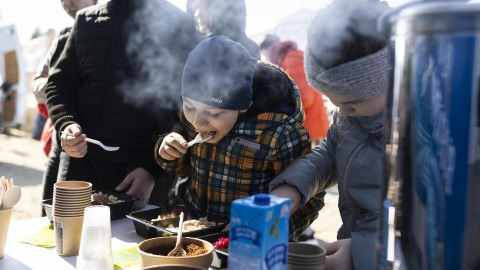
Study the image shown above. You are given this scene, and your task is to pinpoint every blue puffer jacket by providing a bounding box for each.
[270,111,384,270]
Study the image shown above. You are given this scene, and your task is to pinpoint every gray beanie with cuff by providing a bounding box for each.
[304,0,390,100]
[304,46,389,100]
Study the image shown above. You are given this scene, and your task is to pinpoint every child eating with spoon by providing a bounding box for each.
[154,36,325,240]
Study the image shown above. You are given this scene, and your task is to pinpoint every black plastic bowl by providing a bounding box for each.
[127,207,228,239]
[91,190,136,221]
[40,190,135,221]
[198,231,230,269]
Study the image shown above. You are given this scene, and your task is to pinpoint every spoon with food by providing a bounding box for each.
[168,212,187,257]
[187,132,213,147]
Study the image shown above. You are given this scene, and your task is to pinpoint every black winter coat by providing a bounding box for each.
[45,0,199,174]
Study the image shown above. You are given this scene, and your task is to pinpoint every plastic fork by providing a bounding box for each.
[61,131,120,151]
[187,133,213,147]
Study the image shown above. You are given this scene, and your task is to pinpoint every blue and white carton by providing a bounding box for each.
[228,194,291,270]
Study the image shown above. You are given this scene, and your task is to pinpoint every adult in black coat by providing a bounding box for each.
[186,0,261,60]
[32,0,97,214]
[45,0,199,209]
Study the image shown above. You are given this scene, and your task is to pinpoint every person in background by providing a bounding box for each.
[45,0,199,210]
[32,0,97,211]
[31,110,47,140]
[0,74,14,133]
[155,36,326,240]
[269,0,391,268]
[186,0,261,60]
[260,34,330,147]
[0,75,13,108]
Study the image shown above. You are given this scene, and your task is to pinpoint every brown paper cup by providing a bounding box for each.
[54,215,84,256]
[0,208,13,260]
[54,181,92,191]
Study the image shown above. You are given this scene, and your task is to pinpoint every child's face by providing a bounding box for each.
[326,92,386,117]
[183,97,247,144]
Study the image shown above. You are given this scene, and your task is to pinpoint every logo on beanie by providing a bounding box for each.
[211,98,223,104]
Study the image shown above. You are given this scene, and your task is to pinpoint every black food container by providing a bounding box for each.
[39,198,54,222]
[91,190,135,221]
[127,207,228,239]
[154,212,228,238]
[40,190,135,222]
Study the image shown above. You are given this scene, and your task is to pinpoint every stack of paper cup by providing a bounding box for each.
[53,181,92,256]
[77,205,113,270]
[287,242,326,270]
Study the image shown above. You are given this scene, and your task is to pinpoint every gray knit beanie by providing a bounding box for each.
[304,47,388,99]
[304,0,390,99]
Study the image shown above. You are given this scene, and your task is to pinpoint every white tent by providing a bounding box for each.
[0,24,26,129]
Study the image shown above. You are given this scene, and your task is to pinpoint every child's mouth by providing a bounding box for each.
[200,131,216,140]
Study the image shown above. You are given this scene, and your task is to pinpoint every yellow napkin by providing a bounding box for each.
[20,223,55,248]
[21,224,140,269]
[113,246,139,269]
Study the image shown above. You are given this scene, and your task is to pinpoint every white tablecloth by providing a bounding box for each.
[0,206,156,270]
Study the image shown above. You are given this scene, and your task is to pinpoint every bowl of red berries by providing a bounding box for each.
[199,231,229,269]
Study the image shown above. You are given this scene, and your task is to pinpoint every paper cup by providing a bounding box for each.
[54,181,92,190]
[54,215,84,256]
[287,242,326,270]
[0,208,13,260]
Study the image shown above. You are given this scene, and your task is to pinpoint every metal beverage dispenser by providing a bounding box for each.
[377,1,480,269]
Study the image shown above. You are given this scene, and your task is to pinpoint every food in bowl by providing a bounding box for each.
[137,236,214,269]
[91,191,125,204]
[41,190,134,222]
[166,218,219,232]
[146,242,208,257]
[212,237,229,249]
[151,213,177,222]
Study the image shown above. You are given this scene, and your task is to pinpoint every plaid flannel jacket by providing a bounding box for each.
[154,64,325,240]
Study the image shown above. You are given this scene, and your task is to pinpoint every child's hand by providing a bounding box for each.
[269,183,301,215]
[158,132,188,160]
[324,238,353,270]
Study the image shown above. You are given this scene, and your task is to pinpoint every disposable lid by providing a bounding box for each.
[398,1,480,18]
[379,1,480,36]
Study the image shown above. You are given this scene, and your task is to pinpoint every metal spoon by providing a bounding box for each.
[2,185,21,210]
[168,212,187,257]
[61,131,120,151]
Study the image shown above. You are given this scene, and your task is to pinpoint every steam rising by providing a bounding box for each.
[308,0,390,68]
[117,0,198,115]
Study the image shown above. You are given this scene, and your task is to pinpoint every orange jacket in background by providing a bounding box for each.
[271,41,330,139]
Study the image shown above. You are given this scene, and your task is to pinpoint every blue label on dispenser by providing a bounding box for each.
[409,34,478,269]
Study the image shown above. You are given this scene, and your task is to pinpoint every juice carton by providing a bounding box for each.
[228,194,291,270]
